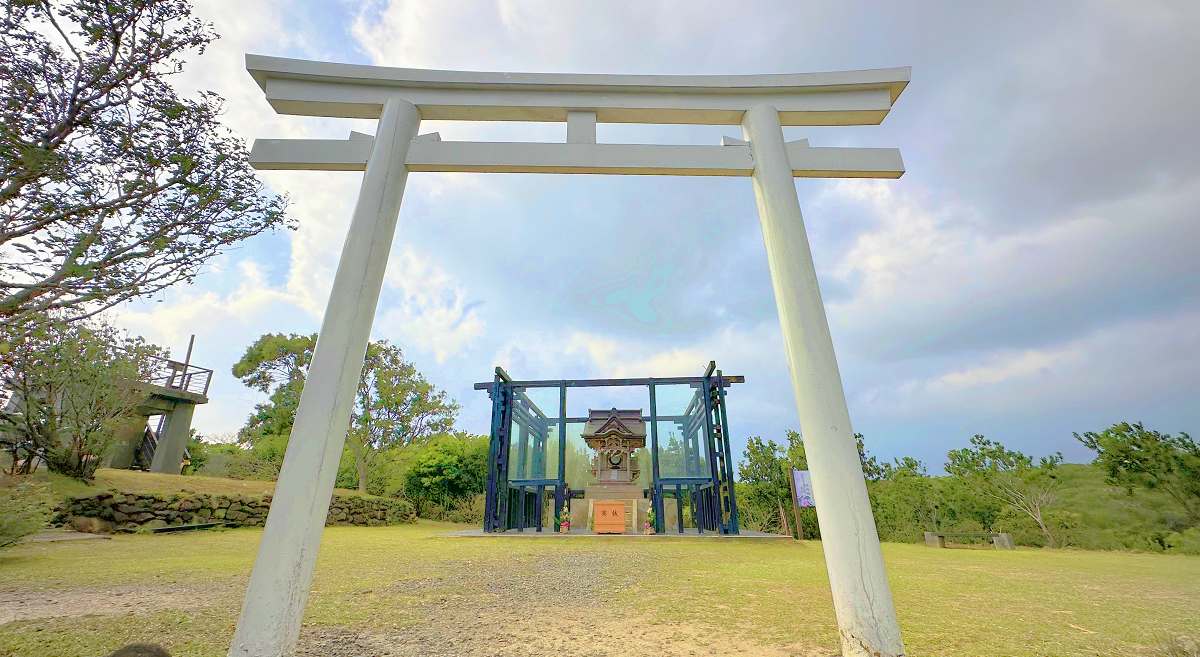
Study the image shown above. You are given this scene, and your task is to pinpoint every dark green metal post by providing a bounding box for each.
[716,369,740,534]
[648,382,665,533]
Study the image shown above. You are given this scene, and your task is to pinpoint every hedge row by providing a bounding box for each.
[61,490,416,533]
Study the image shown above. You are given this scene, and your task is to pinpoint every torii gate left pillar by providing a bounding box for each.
[234,54,910,657]
[228,97,419,657]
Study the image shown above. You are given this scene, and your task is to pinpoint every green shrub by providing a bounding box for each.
[384,496,417,524]
[0,478,55,548]
[443,494,484,524]
[1165,527,1200,555]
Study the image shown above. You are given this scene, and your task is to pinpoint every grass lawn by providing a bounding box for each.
[1,522,1196,657]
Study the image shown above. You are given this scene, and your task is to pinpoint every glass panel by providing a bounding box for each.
[507,388,555,482]
[652,384,709,480]
[563,420,595,490]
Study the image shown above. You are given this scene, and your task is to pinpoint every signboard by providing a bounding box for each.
[792,469,815,508]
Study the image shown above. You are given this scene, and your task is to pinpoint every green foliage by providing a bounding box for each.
[1,317,163,480]
[0,477,54,548]
[231,333,314,393]
[402,433,488,511]
[0,0,290,329]
[945,435,1064,546]
[736,425,1195,551]
[1165,527,1200,556]
[736,436,793,535]
[232,333,312,453]
[347,340,459,492]
[1076,421,1200,525]
[417,493,486,524]
[231,333,459,492]
[867,460,942,543]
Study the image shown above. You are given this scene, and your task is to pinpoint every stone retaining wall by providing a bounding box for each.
[62,490,416,533]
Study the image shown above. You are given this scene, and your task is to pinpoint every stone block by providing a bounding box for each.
[69,515,114,534]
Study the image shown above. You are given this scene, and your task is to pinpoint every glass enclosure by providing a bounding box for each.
[480,366,741,535]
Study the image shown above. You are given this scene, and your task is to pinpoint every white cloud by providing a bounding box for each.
[819,177,1200,360]
[109,259,314,435]
[858,307,1200,422]
[376,247,485,362]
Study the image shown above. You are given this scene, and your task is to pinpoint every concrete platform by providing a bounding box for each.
[447,528,790,540]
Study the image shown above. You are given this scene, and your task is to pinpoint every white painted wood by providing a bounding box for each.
[742,103,904,657]
[566,110,597,144]
[250,137,375,171]
[246,54,910,97]
[408,141,750,176]
[250,138,904,179]
[247,54,908,125]
[227,97,420,657]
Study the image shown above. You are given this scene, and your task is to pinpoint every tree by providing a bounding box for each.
[231,333,313,460]
[347,341,458,492]
[856,433,888,481]
[231,333,459,492]
[231,333,314,393]
[0,317,162,479]
[945,435,1064,547]
[867,457,945,542]
[1076,422,1200,525]
[736,436,792,533]
[0,0,290,330]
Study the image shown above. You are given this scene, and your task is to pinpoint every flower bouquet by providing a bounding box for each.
[559,502,571,534]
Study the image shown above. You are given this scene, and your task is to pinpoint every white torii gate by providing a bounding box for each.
[233,54,910,657]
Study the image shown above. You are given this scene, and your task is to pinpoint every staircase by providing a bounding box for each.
[134,416,189,471]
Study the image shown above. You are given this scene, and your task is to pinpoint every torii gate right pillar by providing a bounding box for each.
[743,104,905,657]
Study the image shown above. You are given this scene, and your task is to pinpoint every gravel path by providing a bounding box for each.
[295,549,819,657]
[0,583,232,625]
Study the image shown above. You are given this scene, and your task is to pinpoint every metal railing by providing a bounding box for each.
[144,355,213,396]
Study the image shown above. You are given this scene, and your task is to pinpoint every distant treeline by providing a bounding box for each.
[735,423,1200,554]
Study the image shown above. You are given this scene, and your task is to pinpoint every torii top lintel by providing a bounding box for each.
[246,54,909,125]
[245,55,907,178]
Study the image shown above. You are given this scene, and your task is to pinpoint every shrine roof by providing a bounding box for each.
[582,408,647,440]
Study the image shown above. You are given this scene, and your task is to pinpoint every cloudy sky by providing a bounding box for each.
[112,0,1200,470]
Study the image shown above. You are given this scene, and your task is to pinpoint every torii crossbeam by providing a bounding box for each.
[232,54,910,657]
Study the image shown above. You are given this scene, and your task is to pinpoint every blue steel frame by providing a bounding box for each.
[478,362,742,534]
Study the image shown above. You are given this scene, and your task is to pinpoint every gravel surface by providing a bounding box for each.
[294,549,819,657]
